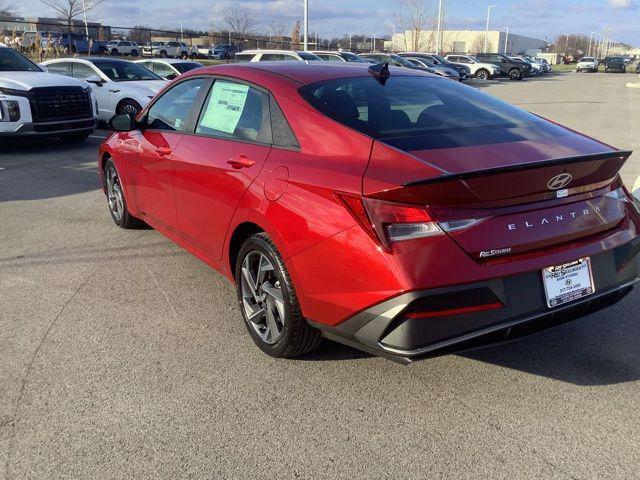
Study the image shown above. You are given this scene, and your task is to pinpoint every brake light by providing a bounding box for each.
[336,192,443,249]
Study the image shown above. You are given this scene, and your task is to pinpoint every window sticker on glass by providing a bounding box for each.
[200,81,249,134]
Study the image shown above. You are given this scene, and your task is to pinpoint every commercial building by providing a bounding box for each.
[386,29,546,55]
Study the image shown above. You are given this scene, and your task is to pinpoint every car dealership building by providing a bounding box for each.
[386,29,547,55]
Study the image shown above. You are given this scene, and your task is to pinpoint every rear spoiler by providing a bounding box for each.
[403,150,633,187]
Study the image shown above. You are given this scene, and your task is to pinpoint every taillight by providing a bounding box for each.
[336,192,443,249]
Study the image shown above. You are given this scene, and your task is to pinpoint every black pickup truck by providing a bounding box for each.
[475,53,531,80]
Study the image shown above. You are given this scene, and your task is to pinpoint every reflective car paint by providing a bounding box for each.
[99,62,639,354]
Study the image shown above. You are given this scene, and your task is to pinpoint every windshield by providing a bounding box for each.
[341,52,366,63]
[0,47,42,72]
[299,75,567,148]
[92,59,162,81]
[298,51,323,61]
[581,57,594,62]
[389,54,416,68]
[173,62,203,73]
[430,54,447,63]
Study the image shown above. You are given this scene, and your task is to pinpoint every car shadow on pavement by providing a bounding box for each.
[0,137,102,202]
[459,305,640,386]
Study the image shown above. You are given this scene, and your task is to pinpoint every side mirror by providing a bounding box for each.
[86,75,103,86]
[108,113,137,132]
[165,73,178,80]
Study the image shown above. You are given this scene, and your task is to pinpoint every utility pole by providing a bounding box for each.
[303,0,309,51]
[588,31,595,57]
[502,26,509,54]
[435,0,443,55]
[372,35,375,52]
[349,32,352,51]
[81,0,89,37]
[483,4,495,53]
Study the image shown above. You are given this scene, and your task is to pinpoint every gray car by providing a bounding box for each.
[404,57,460,80]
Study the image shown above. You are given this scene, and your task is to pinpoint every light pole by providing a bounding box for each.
[588,31,595,57]
[390,24,395,52]
[435,0,443,55]
[349,32,352,51]
[501,26,509,54]
[483,4,495,53]
[81,0,89,37]
[179,22,184,41]
[303,0,309,51]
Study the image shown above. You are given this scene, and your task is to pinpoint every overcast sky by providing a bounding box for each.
[15,0,639,46]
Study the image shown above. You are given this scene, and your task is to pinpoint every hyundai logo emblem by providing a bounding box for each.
[547,173,573,190]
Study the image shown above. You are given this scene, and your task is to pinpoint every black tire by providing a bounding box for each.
[131,49,138,57]
[98,46,107,55]
[160,50,168,58]
[475,68,490,80]
[236,233,322,359]
[110,48,119,56]
[116,99,142,117]
[509,68,522,80]
[103,158,143,229]
[59,132,90,143]
[180,51,188,59]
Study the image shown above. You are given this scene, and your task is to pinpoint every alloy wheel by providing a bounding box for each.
[120,104,139,115]
[240,251,285,344]
[105,165,124,221]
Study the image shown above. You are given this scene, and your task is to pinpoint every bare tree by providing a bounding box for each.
[215,5,258,35]
[268,21,288,39]
[392,0,434,52]
[471,34,492,54]
[39,0,102,31]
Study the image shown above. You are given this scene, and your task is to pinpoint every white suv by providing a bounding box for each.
[445,54,501,80]
[234,50,323,62]
[108,41,140,57]
[0,45,97,141]
[577,57,598,73]
[151,41,193,59]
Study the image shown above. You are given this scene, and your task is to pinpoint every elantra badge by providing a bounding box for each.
[547,173,573,190]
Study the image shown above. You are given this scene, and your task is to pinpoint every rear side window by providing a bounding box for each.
[45,62,72,76]
[260,53,286,61]
[299,75,567,149]
[146,78,206,131]
[195,80,272,144]
[234,53,254,62]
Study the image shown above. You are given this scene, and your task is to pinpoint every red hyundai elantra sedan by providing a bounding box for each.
[99,62,640,363]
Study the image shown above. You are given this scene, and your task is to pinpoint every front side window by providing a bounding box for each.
[92,60,162,82]
[299,75,568,149]
[195,80,272,144]
[153,62,176,78]
[173,62,203,73]
[72,63,97,79]
[45,61,72,76]
[260,53,285,61]
[145,78,206,131]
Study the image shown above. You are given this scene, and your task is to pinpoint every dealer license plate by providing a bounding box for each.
[542,258,595,308]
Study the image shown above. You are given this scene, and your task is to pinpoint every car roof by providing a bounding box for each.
[240,49,307,55]
[44,57,132,64]
[140,58,200,64]
[182,61,431,85]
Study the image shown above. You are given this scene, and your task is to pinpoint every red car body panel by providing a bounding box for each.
[98,62,640,361]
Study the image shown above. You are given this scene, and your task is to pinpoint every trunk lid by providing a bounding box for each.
[364,136,632,259]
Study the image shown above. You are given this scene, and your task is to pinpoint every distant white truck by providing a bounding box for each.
[444,54,501,80]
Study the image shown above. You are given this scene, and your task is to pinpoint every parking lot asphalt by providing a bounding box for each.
[1,72,639,480]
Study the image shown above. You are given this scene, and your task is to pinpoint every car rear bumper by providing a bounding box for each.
[311,236,640,364]
[0,118,96,136]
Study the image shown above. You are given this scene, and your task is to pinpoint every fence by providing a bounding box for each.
[0,18,381,62]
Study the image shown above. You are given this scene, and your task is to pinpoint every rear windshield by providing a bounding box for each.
[298,52,323,61]
[93,59,162,81]
[299,75,568,149]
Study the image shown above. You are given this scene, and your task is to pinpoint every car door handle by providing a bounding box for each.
[155,146,173,156]
[227,155,256,169]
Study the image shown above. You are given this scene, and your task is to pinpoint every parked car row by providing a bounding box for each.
[233,49,559,82]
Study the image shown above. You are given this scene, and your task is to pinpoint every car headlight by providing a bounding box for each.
[0,100,21,122]
[0,87,30,97]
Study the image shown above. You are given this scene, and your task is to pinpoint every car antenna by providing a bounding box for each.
[368,62,390,85]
